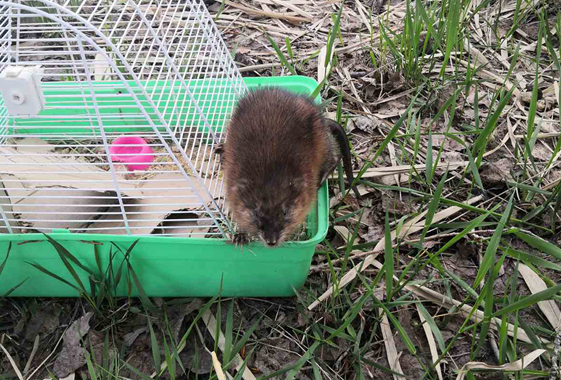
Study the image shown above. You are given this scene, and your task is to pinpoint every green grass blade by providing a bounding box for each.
[123,238,140,257]
[510,230,561,261]
[284,341,321,380]
[493,283,561,318]
[417,303,446,352]
[173,295,220,372]
[310,359,322,380]
[325,270,385,342]
[473,84,480,131]
[511,182,551,196]
[223,299,234,365]
[517,312,544,350]
[384,210,393,300]
[543,15,561,169]
[2,278,29,298]
[42,238,90,296]
[473,86,515,165]
[439,0,461,79]
[310,78,326,99]
[379,302,417,355]
[504,248,561,272]
[148,317,161,371]
[102,332,110,372]
[524,20,543,160]
[360,274,416,357]
[475,253,506,357]
[465,148,484,190]
[215,300,222,354]
[42,233,94,275]
[553,184,561,231]
[214,0,227,20]
[265,34,296,75]
[122,361,154,380]
[443,267,478,299]
[118,239,156,310]
[415,0,443,52]
[433,207,495,258]
[391,207,496,298]
[426,128,433,184]
[333,208,365,223]
[0,242,12,278]
[421,170,447,242]
[232,347,255,380]
[229,315,264,367]
[85,352,98,380]
[94,245,103,280]
[324,5,343,69]
[413,113,421,162]
[473,194,514,288]
[359,357,405,377]
[127,261,158,313]
[163,335,176,380]
[285,37,294,61]
[26,261,81,292]
[256,342,320,380]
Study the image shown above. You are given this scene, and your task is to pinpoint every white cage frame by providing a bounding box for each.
[0,0,246,238]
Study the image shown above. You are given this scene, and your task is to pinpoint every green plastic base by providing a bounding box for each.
[0,76,328,298]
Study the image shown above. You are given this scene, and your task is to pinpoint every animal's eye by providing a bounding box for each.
[283,209,288,216]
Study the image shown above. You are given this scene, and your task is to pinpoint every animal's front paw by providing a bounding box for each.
[232,232,250,248]
[215,143,225,156]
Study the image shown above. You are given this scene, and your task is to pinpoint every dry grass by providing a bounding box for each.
[2,0,561,379]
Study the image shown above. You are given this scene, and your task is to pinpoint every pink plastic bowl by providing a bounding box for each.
[109,136,154,171]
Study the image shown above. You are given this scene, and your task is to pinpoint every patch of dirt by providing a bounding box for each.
[1,0,560,379]
[480,158,515,187]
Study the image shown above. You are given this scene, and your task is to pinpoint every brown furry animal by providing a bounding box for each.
[216,87,359,247]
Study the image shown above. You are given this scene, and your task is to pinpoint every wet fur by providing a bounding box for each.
[218,87,358,247]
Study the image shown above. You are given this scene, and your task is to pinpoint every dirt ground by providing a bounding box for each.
[2,0,561,379]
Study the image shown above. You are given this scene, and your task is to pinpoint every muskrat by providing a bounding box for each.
[216,87,359,248]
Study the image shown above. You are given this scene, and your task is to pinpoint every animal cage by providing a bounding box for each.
[0,0,329,297]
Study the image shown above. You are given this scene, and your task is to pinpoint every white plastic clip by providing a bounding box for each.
[0,65,45,117]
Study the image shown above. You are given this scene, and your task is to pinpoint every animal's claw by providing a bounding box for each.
[232,232,250,249]
[215,143,225,155]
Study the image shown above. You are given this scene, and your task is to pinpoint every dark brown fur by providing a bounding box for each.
[218,87,358,247]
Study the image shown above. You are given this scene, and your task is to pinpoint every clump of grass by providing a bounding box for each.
[4,0,561,379]
[0,243,28,297]
[24,235,148,313]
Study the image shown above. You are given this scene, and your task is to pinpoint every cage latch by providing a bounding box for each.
[0,65,45,117]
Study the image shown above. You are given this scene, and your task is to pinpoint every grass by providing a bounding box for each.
[2,0,561,378]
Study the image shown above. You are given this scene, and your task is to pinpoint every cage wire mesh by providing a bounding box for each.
[0,0,247,237]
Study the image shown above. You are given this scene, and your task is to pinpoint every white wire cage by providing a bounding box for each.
[0,0,246,238]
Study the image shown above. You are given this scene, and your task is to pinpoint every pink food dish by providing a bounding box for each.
[109,136,154,171]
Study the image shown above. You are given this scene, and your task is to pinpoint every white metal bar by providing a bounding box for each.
[75,34,132,234]
[0,0,246,237]
[0,181,13,233]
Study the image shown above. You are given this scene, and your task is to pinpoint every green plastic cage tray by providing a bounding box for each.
[0,76,329,298]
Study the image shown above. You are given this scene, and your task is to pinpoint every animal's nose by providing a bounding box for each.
[266,239,277,246]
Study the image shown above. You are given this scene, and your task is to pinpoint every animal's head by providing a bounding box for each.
[250,204,291,247]
[232,178,313,248]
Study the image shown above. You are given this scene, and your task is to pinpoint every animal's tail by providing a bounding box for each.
[325,119,361,199]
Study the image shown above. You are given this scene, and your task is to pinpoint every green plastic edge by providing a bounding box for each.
[0,75,329,298]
